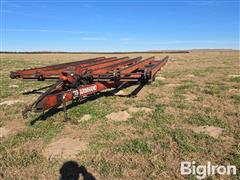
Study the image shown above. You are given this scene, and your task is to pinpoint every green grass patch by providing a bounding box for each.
[179,80,196,88]
[0,148,43,170]
[69,97,114,124]
[174,80,197,98]
[154,103,165,113]
[147,93,159,103]
[171,100,191,110]
[99,159,111,177]
[230,94,240,103]
[117,139,152,154]
[162,70,188,78]
[154,128,216,154]
[162,67,224,78]
[192,69,208,77]
[90,142,113,151]
[192,67,223,77]
[153,128,170,142]
[203,82,230,97]
[224,144,240,177]
[177,83,195,91]
[153,113,176,126]
[98,159,124,178]
[150,80,167,87]
[171,129,199,152]
[203,106,214,113]
[95,129,119,142]
[185,114,227,128]
[171,129,217,153]
[176,103,191,110]
[0,120,4,127]
[229,76,240,83]
[3,121,63,148]
[152,104,177,125]
[153,128,171,152]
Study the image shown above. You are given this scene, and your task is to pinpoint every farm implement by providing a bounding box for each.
[10,56,168,120]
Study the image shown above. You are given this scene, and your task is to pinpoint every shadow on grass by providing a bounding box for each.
[30,92,108,125]
[22,85,53,95]
[60,161,96,180]
[30,82,143,125]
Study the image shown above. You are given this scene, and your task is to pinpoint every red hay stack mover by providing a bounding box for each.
[10,56,168,120]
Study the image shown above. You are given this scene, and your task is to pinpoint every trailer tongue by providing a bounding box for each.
[10,56,168,120]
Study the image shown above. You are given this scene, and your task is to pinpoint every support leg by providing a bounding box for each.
[128,82,147,97]
[63,99,70,121]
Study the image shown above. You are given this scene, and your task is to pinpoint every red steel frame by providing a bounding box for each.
[10,56,168,120]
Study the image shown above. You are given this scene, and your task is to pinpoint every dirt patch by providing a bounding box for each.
[186,74,195,78]
[190,126,223,138]
[184,93,197,101]
[155,76,166,80]
[165,83,181,87]
[106,111,131,121]
[0,120,26,138]
[43,138,88,160]
[0,127,10,138]
[78,114,92,122]
[227,88,240,95]
[0,100,23,106]
[165,106,182,115]
[128,107,153,113]
[9,85,19,88]
[228,74,240,78]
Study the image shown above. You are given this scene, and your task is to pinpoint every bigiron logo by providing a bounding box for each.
[180,161,237,179]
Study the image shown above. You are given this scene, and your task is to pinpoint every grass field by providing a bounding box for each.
[0,51,239,179]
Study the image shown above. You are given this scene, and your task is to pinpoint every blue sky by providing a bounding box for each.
[1,0,239,51]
